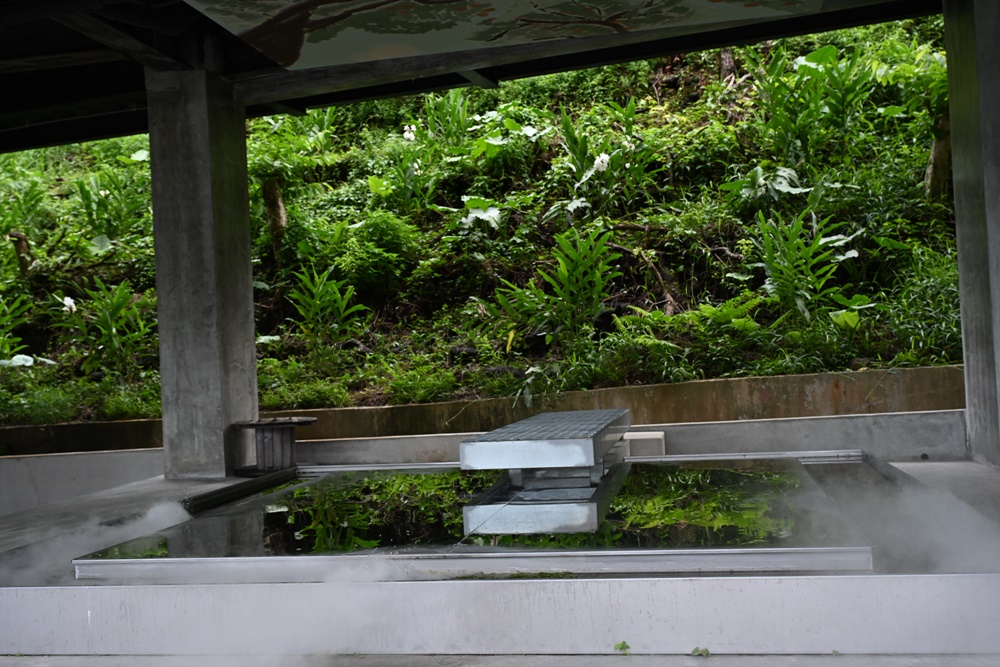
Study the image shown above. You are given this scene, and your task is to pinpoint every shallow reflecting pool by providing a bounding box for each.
[76,458,879,583]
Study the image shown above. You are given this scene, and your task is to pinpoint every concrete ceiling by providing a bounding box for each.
[0,0,940,153]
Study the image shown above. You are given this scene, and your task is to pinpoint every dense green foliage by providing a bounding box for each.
[0,18,959,425]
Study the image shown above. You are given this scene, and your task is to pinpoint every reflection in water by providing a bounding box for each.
[261,462,811,553]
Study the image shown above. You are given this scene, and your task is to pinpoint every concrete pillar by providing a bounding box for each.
[146,69,257,478]
[944,0,1000,465]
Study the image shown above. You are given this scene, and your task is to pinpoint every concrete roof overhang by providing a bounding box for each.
[0,0,940,154]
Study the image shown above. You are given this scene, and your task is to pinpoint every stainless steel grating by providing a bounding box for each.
[460,409,630,470]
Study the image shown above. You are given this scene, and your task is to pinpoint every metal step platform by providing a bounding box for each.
[460,409,631,535]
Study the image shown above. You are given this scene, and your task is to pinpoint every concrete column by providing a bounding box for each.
[146,69,257,479]
[944,0,1000,465]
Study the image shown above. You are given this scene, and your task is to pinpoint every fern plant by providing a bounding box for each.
[753,209,861,322]
[53,279,156,378]
[476,228,622,348]
[0,295,31,359]
[287,268,368,346]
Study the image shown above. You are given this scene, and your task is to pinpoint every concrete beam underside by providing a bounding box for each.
[146,69,257,479]
[945,0,1000,465]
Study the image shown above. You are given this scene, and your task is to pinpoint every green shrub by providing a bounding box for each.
[260,378,351,411]
[887,246,961,365]
[476,228,622,347]
[498,60,658,110]
[353,209,418,257]
[286,267,368,346]
[330,210,419,300]
[753,209,862,322]
[0,370,82,425]
[52,279,157,378]
[0,294,31,359]
[387,364,456,404]
[405,254,489,310]
[98,375,161,420]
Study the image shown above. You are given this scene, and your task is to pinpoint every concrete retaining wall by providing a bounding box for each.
[297,410,968,465]
[0,366,966,456]
[0,419,162,456]
[279,365,967,440]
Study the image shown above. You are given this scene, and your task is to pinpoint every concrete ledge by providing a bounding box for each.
[0,366,965,456]
[0,410,967,516]
[652,409,968,462]
[3,575,1000,655]
[0,449,165,517]
[298,410,967,465]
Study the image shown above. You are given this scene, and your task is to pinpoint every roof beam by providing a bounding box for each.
[458,70,499,89]
[258,101,307,116]
[53,13,187,70]
[0,91,146,133]
[0,48,125,74]
[233,40,594,106]
[274,73,470,112]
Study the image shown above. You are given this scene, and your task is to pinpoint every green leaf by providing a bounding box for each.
[806,45,839,65]
[830,309,861,330]
[89,235,112,254]
[875,236,909,250]
[502,118,522,132]
[367,176,394,197]
[879,105,907,117]
[462,196,496,210]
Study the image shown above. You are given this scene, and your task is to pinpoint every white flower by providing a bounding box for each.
[625,162,632,170]
[594,153,611,172]
[0,354,34,367]
[402,124,416,141]
[62,296,76,314]
[623,139,635,151]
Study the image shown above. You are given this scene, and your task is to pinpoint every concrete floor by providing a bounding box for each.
[0,474,240,586]
[2,459,1000,658]
[894,460,1000,523]
[1,655,999,666]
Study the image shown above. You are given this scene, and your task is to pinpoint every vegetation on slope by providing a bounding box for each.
[0,17,959,426]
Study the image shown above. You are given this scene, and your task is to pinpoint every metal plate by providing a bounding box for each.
[460,409,630,470]
[462,458,631,535]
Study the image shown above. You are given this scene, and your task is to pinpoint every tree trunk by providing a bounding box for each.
[719,47,736,83]
[262,177,288,268]
[925,106,952,201]
[7,231,33,277]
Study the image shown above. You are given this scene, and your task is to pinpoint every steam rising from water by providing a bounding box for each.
[0,501,191,586]
[806,463,1000,574]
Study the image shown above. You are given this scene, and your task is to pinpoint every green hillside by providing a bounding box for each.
[0,16,959,426]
